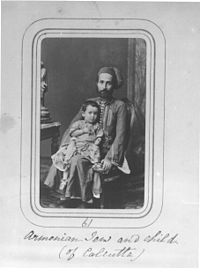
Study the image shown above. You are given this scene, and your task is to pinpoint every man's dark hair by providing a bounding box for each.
[81,100,100,115]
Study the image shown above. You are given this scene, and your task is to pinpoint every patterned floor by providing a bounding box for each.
[40,157,144,209]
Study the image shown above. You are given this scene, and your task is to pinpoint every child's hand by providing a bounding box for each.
[82,127,90,134]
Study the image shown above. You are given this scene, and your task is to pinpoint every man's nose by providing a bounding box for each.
[101,82,107,90]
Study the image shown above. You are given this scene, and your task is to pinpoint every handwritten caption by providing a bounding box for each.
[24,219,179,262]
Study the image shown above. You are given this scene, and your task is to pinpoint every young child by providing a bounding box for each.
[51,100,103,201]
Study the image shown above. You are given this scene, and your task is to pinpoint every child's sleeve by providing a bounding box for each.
[69,121,81,136]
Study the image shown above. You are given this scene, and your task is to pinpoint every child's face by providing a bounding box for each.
[82,105,99,124]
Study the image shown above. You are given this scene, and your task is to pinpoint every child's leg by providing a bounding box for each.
[63,170,68,180]
[59,171,68,191]
[92,172,102,198]
[76,156,93,202]
[93,173,102,208]
[65,155,79,198]
[44,165,57,188]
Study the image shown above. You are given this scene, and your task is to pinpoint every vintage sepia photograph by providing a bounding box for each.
[40,37,146,210]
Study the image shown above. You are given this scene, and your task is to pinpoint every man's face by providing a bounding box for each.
[82,105,99,124]
[97,73,114,99]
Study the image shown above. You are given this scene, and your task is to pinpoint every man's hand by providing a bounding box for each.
[101,159,112,173]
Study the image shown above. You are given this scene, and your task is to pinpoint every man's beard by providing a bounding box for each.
[98,90,113,100]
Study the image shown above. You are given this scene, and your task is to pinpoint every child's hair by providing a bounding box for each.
[81,100,100,115]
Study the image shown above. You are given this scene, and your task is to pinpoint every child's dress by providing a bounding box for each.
[51,120,103,200]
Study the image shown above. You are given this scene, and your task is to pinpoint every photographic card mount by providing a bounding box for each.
[21,18,166,228]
